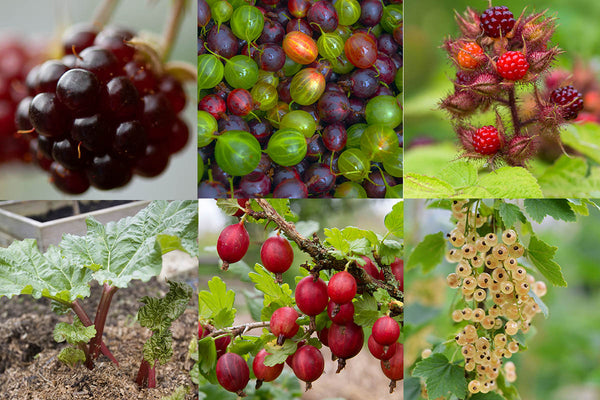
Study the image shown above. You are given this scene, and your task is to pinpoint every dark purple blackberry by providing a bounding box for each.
[550,85,584,120]
[480,6,515,38]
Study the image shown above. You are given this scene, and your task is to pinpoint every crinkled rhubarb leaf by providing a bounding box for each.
[143,330,174,366]
[138,280,193,332]
[0,240,92,302]
[54,316,97,344]
[58,347,87,368]
[60,200,198,288]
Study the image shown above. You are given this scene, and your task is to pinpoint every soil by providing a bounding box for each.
[0,276,199,400]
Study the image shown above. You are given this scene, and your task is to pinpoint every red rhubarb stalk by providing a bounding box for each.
[89,283,119,361]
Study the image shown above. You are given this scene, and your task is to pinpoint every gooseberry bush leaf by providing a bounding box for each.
[199,276,237,329]
[412,354,467,399]
[406,232,446,273]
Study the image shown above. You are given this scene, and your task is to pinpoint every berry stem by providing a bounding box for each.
[507,85,522,136]
[161,0,186,62]
[208,321,271,338]
[91,0,121,29]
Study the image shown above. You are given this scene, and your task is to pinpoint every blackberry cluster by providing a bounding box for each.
[0,38,41,163]
[441,200,546,394]
[18,24,188,194]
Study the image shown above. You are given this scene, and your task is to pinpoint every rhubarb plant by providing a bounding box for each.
[0,200,198,383]
[136,280,194,388]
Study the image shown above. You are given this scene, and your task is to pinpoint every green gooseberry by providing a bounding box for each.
[266,128,307,166]
[283,56,303,77]
[346,123,368,148]
[215,130,262,176]
[256,70,279,88]
[230,5,264,43]
[333,25,352,41]
[198,158,205,184]
[198,110,218,148]
[229,0,255,8]
[317,32,344,61]
[211,1,233,28]
[333,0,361,26]
[360,124,400,162]
[198,54,224,90]
[279,110,317,138]
[381,4,403,33]
[330,53,355,74]
[224,55,259,90]
[382,146,403,178]
[365,95,402,128]
[266,102,290,128]
[251,82,278,111]
[338,148,370,182]
[334,181,368,198]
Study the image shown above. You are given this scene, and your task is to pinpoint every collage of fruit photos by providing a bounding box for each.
[2,0,600,399]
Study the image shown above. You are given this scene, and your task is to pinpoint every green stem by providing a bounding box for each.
[161,0,186,61]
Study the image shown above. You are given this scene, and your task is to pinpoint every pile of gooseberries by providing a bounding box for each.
[203,201,404,395]
[198,0,403,198]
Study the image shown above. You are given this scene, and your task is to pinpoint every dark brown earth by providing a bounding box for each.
[0,277,199,400]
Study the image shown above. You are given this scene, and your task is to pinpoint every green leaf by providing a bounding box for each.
[476,167,542,198]
[471,392,506,400]
[384,201,403,239]
[406,232,445,273]
[216,199,243,216]
[526,235,567,287]
[528,290,549,318]
[249,265,294,320]
[560,123,600,164]
[404,174,455,198]
[568,199,589,216]
[412,354,467,399]
[160,385,189,400]
[438,160,478,188]
[229,336,264,356]
[57,347,87,368]
[353,294,381,326]
[403,376,422,400]
[498,202,527,228]
[198,337,217,380]
[143,330,173,366]
[53,316,96,345]
[537,155,600,197]
[199,277,237,329]
[60,200,198,288]
[0,240,92,303]
[378,239,403,265]
[523,199,576,223]
[264,340,298,366]
[138,280,193,331]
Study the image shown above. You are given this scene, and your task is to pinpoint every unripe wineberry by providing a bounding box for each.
[261,235,294,281]
[295,276,329,316]
[270,306,300,345]
[216,353,250,396]
[217,221,250,270]
[327,271,357,304]
[253,349,284,389]
[372,315,400,346]
[291,345,325,390]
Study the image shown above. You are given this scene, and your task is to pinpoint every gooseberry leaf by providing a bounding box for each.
[403,377,422,400]
[264,340,298,366]
[498,202,527,228]
[523,199,576,223]
[377,239,403,265]
[249,265,294,318]
[353,294,381,326]
[412,354,467,399]
[199,276,237,328]
[526,235,567,287]
[385,201,403,239]
[406,232,446,273]
[229,336,264,356]
[60,200,198,288]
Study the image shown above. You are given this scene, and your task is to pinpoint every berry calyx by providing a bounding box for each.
[480,6,515,38]
[372,315,400,346]
[295,276,329,317]
[252,349,284,389]
[327,271,357,304]
[457,42,484,69]
[270,306,300,345]
[216,352,250,396]
[550,85,584,120]
[291,345,325,391]
[217,221,250,270]
[496,51,529,81]
[473,125,501,155]
[260,235,294,280]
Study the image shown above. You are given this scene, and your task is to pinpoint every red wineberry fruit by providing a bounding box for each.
[327,300,354,324]
[253,349,284,389]
[327,271,357,304]
[291,345,325,390]
[328,322,364,372]
[216,352,250,396]
[270,306,300,345]
[372,315,400,346]
[295,276,329,316]
[216,221,250,270]
[261,235,294,279]
[368,335,399,361]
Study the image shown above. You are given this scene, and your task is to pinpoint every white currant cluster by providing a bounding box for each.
[443,200,547,394]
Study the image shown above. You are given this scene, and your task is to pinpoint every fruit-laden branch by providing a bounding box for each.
[208,321,271,338]
[248,199,403,301]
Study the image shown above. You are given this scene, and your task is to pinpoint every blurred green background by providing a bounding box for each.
[404,0,600,174]
[404,200,600,400]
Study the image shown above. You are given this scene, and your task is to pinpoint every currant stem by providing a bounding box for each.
[161,0,186,62]
[91,0,121,29]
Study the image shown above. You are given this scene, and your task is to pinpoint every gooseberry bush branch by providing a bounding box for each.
[199,199,404,397]
[0,201,198,387]
[404,198,595,400]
